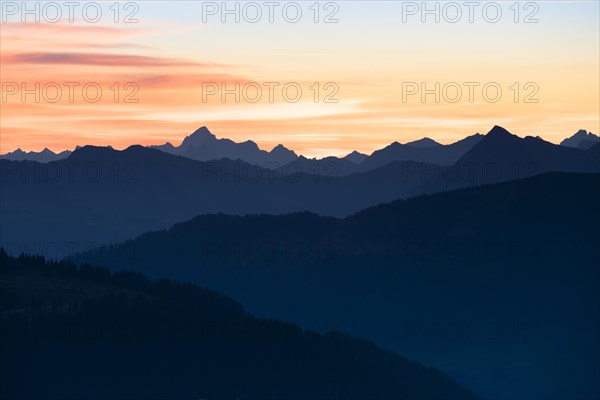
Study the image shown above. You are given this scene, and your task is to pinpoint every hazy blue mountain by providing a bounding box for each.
[73,172,600,400]
[279,155,364,176]
[150,126,298,165]
[0,250,479,400]
[560,129,599,149]
[268,143,298,164]
[147,126,482,175]
[150,126,478,170]
[0,146,439,252]
[2,126,599,253]
[578,139,600,150]
[343,150,368,164]
[360,133,483,169]
[278,133,483,176]
[0,147,72,163]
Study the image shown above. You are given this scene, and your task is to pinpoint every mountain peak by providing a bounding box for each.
[271,144,291,153]
[567,129,591,141]
[269,144,297,164]
[560,129,599,148]
[486,125,514,138]
[181,126,217,147]
[193,126,215,137]
[193,126,214,136]
[405,137,441,148]
[343,150,368,164]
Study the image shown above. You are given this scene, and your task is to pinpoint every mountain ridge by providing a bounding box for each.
[2,126,599,252]
[1,250,480,400]
[151,126,298,165]
[4,125,595,170]
[71,172,600,400]
[560,129,599,149]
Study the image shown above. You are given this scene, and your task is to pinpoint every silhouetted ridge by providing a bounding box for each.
[150,125,298,165]
[67,144,179,163]
[561,129,600,148]
[0,250,480,400]
[358,133,484,169]
[124,144,149,152]
[66,145,115,161]
[448,126,600,190]
[5,125,597,170]
[406,137,441,147]
[4,130,599,252]
[0,147,72,163]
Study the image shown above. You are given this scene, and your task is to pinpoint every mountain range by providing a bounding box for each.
[2,126,598,253]
[150,126,298,165]
[0,147,72,163]
[71,172,600,400]
[2,123,599,400]
[3,126,595,170]
[426,125,600,192]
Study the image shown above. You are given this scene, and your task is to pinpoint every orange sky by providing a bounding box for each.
[1,1,598,158]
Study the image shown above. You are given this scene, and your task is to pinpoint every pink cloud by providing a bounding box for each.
[4,52,226,68]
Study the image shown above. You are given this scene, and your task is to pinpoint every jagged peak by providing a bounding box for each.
[181,126,217,146]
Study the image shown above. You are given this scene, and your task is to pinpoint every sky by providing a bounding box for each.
[1,0,599,157]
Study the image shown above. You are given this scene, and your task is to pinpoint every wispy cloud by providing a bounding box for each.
[0,22,141,36]
[4,52,224,68]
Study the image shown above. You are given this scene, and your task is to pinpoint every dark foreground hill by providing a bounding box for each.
[74,173,600,399]
[0,251,480,400]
